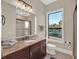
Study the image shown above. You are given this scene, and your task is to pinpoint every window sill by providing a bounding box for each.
[48,37,64,44]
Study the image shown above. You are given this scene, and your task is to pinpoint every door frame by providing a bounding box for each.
[73,5,77,59]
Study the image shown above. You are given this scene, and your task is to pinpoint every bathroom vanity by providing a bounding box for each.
[2,39,46,59]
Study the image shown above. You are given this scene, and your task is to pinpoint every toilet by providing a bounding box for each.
[47,44,56,55]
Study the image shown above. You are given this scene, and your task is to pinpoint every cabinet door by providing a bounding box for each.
[40,40,46,59]
[2,47,29,59]
[30,43,41,59]
[22,47,30,59]
[2,56,7,59]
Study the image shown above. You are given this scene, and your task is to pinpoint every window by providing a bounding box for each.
[25,21,29,29]
[24,21,31,35]
[48,9,63,39]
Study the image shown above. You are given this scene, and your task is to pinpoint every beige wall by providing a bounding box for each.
[1,1,16,38]
[16,0,46,38]
[1,0,46,39]
[27,0,46,39]
[46,0,75,51]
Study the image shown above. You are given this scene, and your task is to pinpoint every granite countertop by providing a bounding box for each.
[2,37,45,57]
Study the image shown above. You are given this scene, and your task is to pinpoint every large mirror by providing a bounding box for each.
[16,19,31,37]
[16,9,37,39]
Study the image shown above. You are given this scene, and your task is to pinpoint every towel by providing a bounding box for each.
[1,38,17,48]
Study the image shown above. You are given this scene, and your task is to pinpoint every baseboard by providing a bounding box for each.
[55,47,72,55]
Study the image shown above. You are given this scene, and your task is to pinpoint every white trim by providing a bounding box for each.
[55,47,73,55]
[47,8,64,14]
[34,16,37,34]
[48,38,64,43]
[46,8,64,42]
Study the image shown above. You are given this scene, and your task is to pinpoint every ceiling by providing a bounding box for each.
[2,0,57,6]
[40,0,57,5]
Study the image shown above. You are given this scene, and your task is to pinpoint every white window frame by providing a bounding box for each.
[46,8,64,43]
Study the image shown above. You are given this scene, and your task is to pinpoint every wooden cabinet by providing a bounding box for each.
[30,42,41,59]
[2,40,46,59]
[30,40,46,59]
[2,47,29,59]
[40,40,46,59]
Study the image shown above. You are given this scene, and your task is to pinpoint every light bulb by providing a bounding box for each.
[18,1,21,6]
[26,6,30,11]
[23,4,25,9]
[17,1,21,8]
[29,9,32,12]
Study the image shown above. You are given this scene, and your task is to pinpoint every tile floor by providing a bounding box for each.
[44,51,73,59]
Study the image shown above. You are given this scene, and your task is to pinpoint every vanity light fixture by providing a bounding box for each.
[17,0,32,12]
